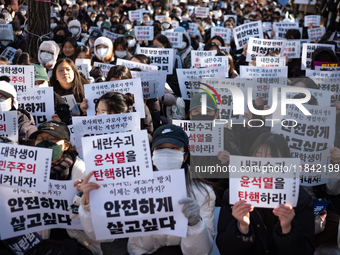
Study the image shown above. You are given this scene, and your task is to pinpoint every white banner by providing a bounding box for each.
[211,27,232,44]
[256,56,286,67]
[136,48,175,75]
[301,43,335,70]
[233,21,264,50]
[191,50,217,68]
[134,26,154,41]
[0,111,18,142]
[304,15,321,27]
[246,38,286,62]
[239,66,288,78]
[93,62,115,78]
[0,65,35,92]
[116,59,158,72]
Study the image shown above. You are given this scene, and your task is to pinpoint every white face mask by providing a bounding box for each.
[87,11,91,16]
[152,148,184,171]
[40,52,53,64]
[50,23,57,30]
[127,39,136,48]
[20,10,26,16]
[124,24,132,31]
[96,21,103,27]
[179,41,187,49]
[97,48,108,60]
[162,23,170,29]
[91,17,96,22]
[64,16,69,23]
[202,22,207,29]
[52,8,59,13]
[0,99,12,112]
[70,27,80,35]
[89,40,94,48]
[1,41,10,46]
[115,50,127,58]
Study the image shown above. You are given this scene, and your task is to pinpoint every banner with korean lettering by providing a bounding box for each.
[191,50,217,68]
[272,22,299,39]
[0,180,83,239]
[128,9,143,22]
[194,7,209,18]
[76,63,90,79]
[93,62,115,78]
[0,46,16,63]
[233,21,264,50]
[177,66,225,100]
[283,40,301,59]
[256,56,286,67]
[304,15,321,27]
[116,59,158,72]
[81,130,153,182]
[199,56,229,77]
[313,61,340,71]
[246,38,286,62]
[308,27,326,41]
[160,31,183,48]
[0,143,52,191]
[229,155,299,208]
[72,112,140,158]
[102,30,123,42]
[211,27,231,44]
[89,169,187,239]
[0,65,35,92]
[283,87,331,107]
[0,24,13,34]
[84,78,145,117]
[130,70,167,99]
[0,111,18,142]
[61,94,80,115]
[272,104,336,186]
[188,23,198,36]
[239,66,288,78]
[17,87,54,126]
[301,43,335,70]
[134,26,154,41]
[172,120,224,156]
[136,47,174,75]
[252,78,288,104]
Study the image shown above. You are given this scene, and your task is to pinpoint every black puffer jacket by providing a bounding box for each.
[16,108,37,145]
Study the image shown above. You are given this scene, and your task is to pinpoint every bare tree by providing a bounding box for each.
[27,0,51,61]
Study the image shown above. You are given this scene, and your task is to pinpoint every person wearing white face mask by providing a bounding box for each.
[93,36,114,64]
[123,19,133,31]
[162,16,172,30]
[113,37,131,62]
[38,40,60,78]
[19,5,27,17]
[78,124,215,255]
[68,20,84,42]
[174,26,193,68]
[124,31,138,55]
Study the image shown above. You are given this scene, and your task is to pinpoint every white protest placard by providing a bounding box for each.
[233,21,264,50]
[88,26,99,34]
[220,46,230,53]
[134,26,154,41]
[252,78,287,103]
[246,38,286,62]
[173,120,224,156]
[191,50,217,68]
[0,143,52,191]
[284,87,331,107]
[161,31,183,48]
[306,70,340,78]
[188,23,198,36]
[194,7,209,18]
[307,27,326,41]
[283,40,301,59]
[129,9,143,22]
[177,66,225,100]
[61,94,80,115]
[0,180,83,239]
[130,70,167,99]
[116,59,158,72]
[301,43,335,70]
[186,6,195,16]
[82,130,152,181]
[295,0,316,4]
[256,56,286,67]
[84,78,145,117]
[0,65,35,93]
[229,155,299,208]
[90,169,188,240]
[304,15,321,27]
[17,87,54,126]
[211,27,232,44]
[102,30,123,42]
[72,112,140,158]
[0,46,16,63]
[171,20,179,30]
[272,22,299,39]
[224,15,237,25]
[272,104,335,186]
[199,56,229,77]
[0,111,18,142]
[75,63,90,79]
[239,66,288,78]
[262,22,272,31]
[93,62,115,77]
[0,24,13,35]
[145,20,154,26]
[136,47,175,75]
[155,15,166,21]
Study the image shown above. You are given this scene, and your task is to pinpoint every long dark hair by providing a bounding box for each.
[153,34,172,48]
[50,58,88,102]
[106,65,132,81]
[95,91,134,114]
[73,45,93,65]
[249,132,291,157]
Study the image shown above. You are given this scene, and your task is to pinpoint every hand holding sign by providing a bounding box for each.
[272,204,295,234]
[330,147,340,163]
[81,171,100,205]
[217,150,230,164]
[80,98,89,115]
[232,200,254,233]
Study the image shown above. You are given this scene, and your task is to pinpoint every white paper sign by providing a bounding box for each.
[246,38,286,62]
[82,130,153,181]
[194,7,209,18]
[256,56,286,67]
[61,94,80,115]
[102,30,123,42]
[93,62,115,77]
[188,23,198,35]
[160,31,183,48]
[211,27,232,44]
[0,46,16,63]
[283,40,301,59]
[233,21,264,50]
[134,26,154,41]
[229,155,299,208]
[239,66,288,78]
[0,111,18,142]
[199,56,229,77]
[116,59,158,72]
[90,169,188,240]
[1,65,35,92]
[171,20,179,30]
[75,63,90,79]
[0,180,83,239]
[301,43,335,70]
[307,27,326,41]
[84,79,145,117]
[191,50,217,68]
[304,15,321,27]
[273,22,299,39]
[129,10,143,22]
[0,143,52,191]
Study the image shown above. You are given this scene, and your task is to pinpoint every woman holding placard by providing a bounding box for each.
[216,132,315,255]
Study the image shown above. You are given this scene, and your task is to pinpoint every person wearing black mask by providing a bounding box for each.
[53,25,71,48]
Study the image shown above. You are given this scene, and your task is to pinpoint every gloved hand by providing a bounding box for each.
[178,197,200,226]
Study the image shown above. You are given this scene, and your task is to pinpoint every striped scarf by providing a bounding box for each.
[50,154,74,180]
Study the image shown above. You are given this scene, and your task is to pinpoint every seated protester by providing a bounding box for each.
[216,132,315,255]
[187,92,241,205]
[100,21,111,33]
[68,19,86,43]
[86,29,102,53]
[28,121,102,254]
[124,31,138,56]
[92,36,114,64]
[123,19,133,32]
[37,40,60,78]
[216,51,239,78]
[0,81,37,145]
[209,35,225,47]
[50,58,89,116]
[14,11,26,30]
[0,28,14,54]
[175,26,192,68]
[34,64,49,87]
[79,124,216,255]
[52,25,71,49]
[11,20,27,53]
[58,37,78,60]
[94,91,134,115]
[73,45,105,83]
[113,36,132,63]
